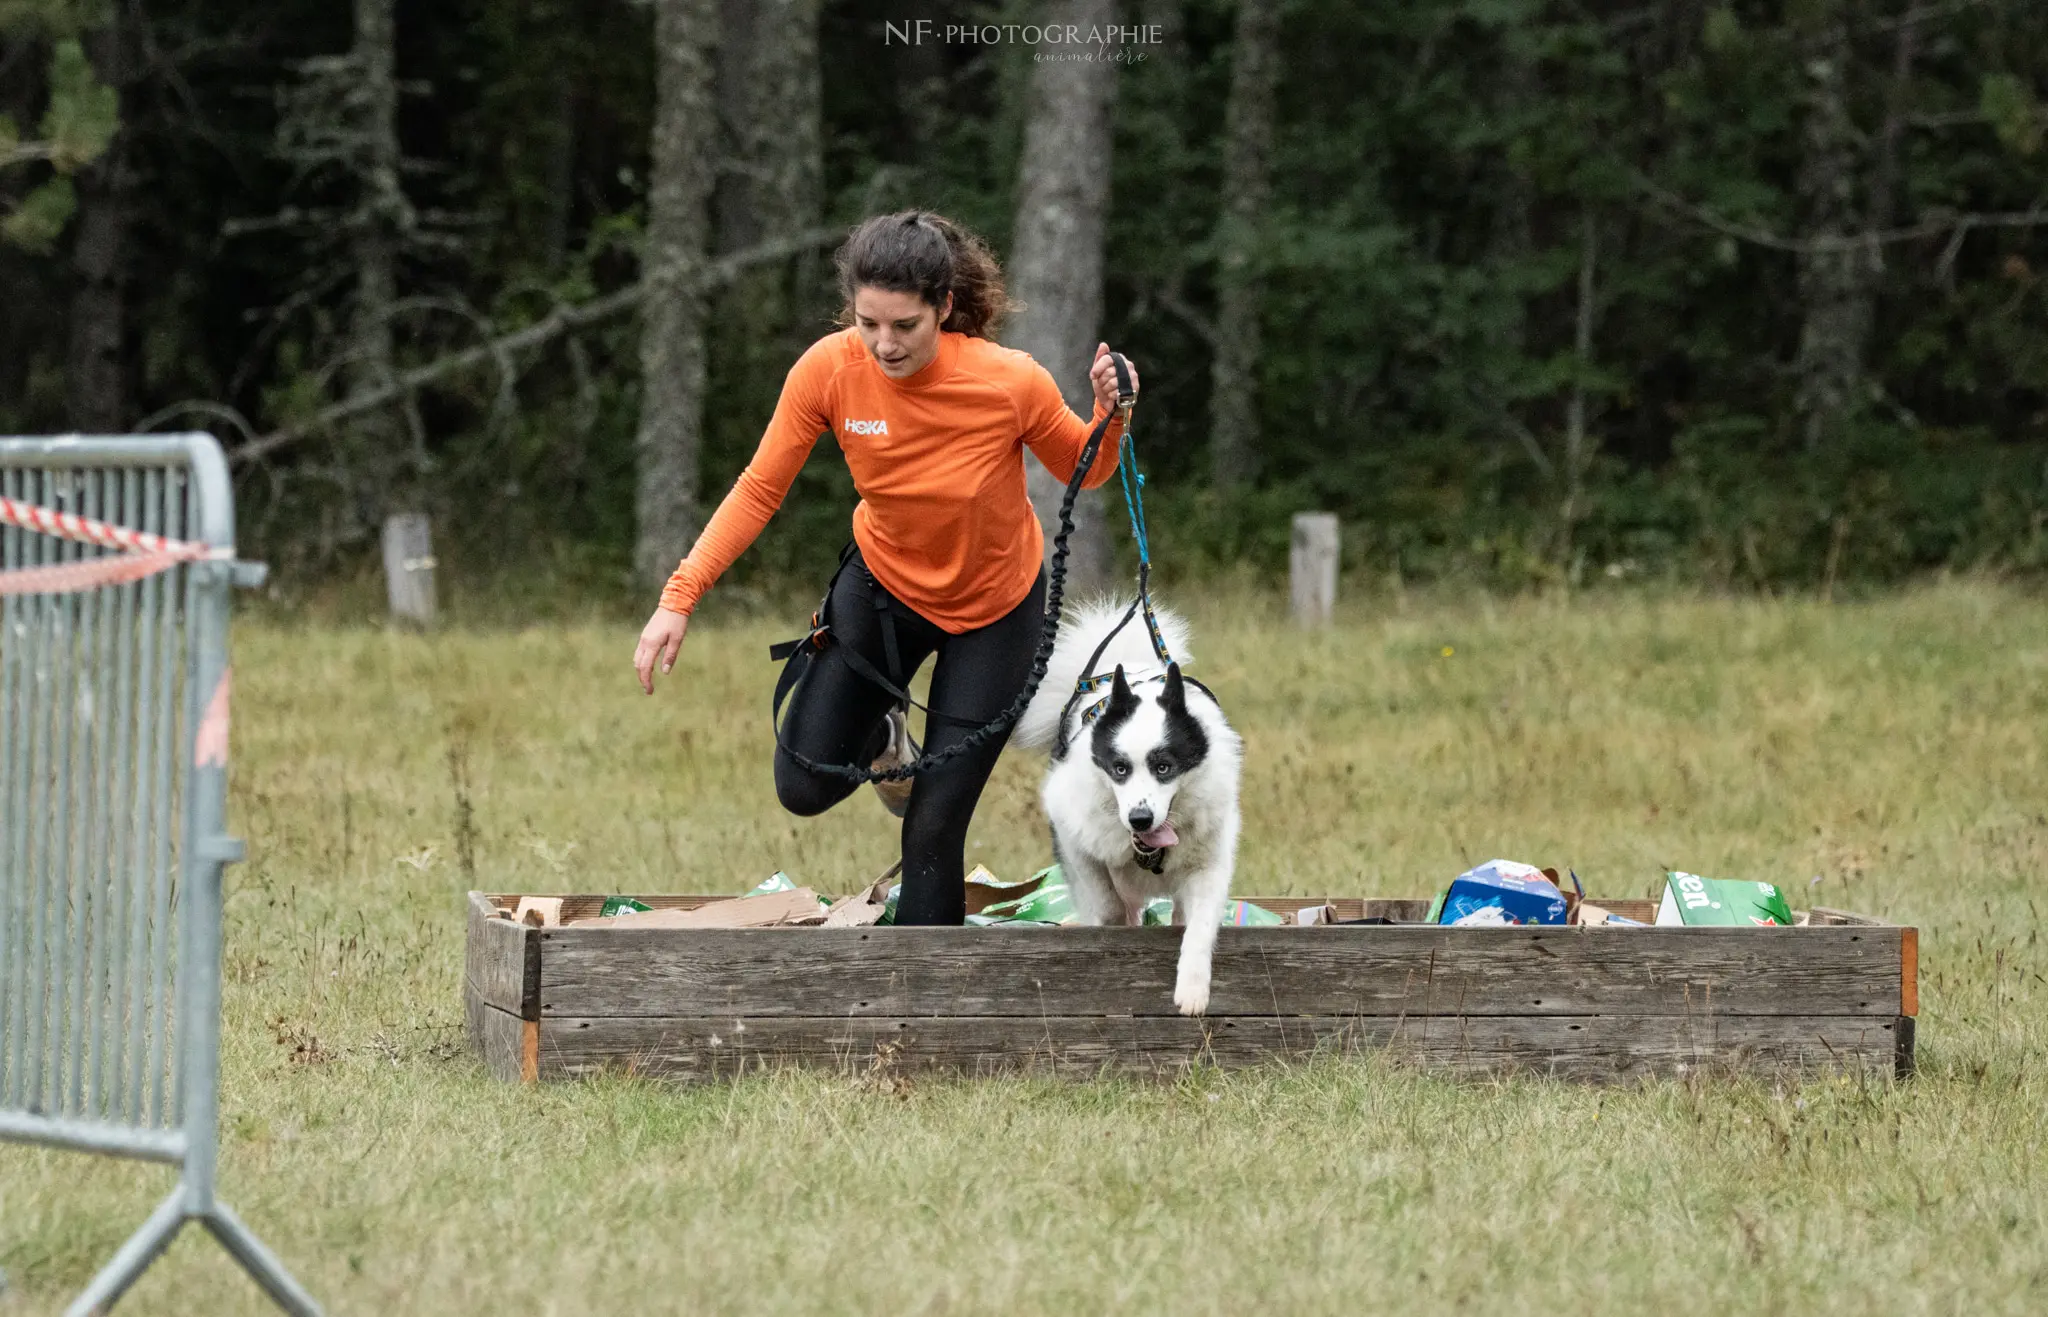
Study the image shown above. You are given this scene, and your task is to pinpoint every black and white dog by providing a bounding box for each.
[1013,599,1243,1015]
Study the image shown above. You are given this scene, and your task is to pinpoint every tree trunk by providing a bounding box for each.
[761,0,822,247]
[713,0,822,334]
[1006,0,1123,600]
[770,0,826,328]
[348,0,430,621]
[713,0,821,251]
[1865,11,1920,290]
[65,8,134,434]
[1209,0,1279,490]
[1791,4,1870,450]
[1486,23,1535,414]
[892,0,952,163]
[633,0,719,592]
[540,69,577,272]
[1140,0,1186,52]
[713,0,763,254]
[1561,210,1598,566]
[349,0,406,481]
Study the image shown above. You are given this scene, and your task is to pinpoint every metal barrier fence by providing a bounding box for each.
[0,435,318,1315]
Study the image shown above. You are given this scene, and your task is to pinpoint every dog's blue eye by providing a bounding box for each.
[1151,758,1172,777]
[1112,760,1130,779]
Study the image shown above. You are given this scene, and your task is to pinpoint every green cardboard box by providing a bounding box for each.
[1655,871,1794,927]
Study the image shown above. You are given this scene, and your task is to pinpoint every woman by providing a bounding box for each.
[631,210,1141,926]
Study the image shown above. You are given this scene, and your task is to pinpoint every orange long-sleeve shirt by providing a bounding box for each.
[659,327,1126,633]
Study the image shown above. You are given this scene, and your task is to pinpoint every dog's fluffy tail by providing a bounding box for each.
[1011,595,1193,752]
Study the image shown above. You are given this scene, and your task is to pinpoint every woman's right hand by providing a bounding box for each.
[634,607,690,695]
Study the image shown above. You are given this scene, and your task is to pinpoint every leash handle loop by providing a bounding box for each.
[1108,350,1135,413]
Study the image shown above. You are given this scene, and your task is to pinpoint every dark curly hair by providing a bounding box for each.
[833,210,1015,340]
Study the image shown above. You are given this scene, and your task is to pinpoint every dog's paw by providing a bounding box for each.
[1173,974,1211,1017]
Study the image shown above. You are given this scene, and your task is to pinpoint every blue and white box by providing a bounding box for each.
[1438,859,1568,926]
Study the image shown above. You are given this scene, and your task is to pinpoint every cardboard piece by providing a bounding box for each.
[1294,903,1338,927]
[963,864,1044,916]
[1574,901,1645,928]
[515,896,563,928]
[822,879,894,928]
[589,888,825,930]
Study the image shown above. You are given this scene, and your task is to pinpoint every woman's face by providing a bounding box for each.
[853,286,952,379]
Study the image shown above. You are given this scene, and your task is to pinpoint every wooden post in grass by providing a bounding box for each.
[382,511,437,627]
[1290,512,1338,627]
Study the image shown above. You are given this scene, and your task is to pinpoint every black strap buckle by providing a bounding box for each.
[767,625,830,664]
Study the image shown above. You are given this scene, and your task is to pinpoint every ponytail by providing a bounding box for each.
[833,209,1014,339]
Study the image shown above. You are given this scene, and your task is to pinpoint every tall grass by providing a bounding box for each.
[2,582,2044,1314]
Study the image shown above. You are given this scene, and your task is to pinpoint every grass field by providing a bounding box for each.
[3,580,2046,1314]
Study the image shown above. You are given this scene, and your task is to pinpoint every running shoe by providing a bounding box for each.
[870,704,918,817]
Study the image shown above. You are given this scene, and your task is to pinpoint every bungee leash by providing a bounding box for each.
[1048,405,1177,759]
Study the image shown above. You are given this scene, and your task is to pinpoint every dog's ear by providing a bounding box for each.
[1107,664,1137,714]
[1161,661,1185,711]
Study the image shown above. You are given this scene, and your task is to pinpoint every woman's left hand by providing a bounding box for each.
[1089,342,1139,414]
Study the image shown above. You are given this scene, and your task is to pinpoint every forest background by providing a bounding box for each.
[4,0,2047,610]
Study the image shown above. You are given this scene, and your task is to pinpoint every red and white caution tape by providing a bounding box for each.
[3,498,240,772]
[0,495,227,596]
[0,552,187,596]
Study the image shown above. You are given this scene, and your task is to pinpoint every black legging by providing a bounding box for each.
[774,548,1047,925]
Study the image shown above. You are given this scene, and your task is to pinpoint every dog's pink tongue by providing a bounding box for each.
[1136,821,1178,849]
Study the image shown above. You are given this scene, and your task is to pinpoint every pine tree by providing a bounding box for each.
[633,0,719,592]
[1209,0,1278,490]
[1007,0,1124,598]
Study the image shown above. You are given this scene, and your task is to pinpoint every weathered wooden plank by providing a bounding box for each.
[535,925,1906,1020]
[1901,927,1918,1017]
[465,984,530,1084]
[466,891,540,1019]
[527,1012,1907,1084]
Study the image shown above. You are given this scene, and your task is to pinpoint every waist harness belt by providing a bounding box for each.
[767,352,1140,784]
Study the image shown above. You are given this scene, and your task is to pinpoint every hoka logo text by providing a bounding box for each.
[843,418,889,436]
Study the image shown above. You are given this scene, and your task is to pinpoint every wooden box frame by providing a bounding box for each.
[464,892,1916,1085]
